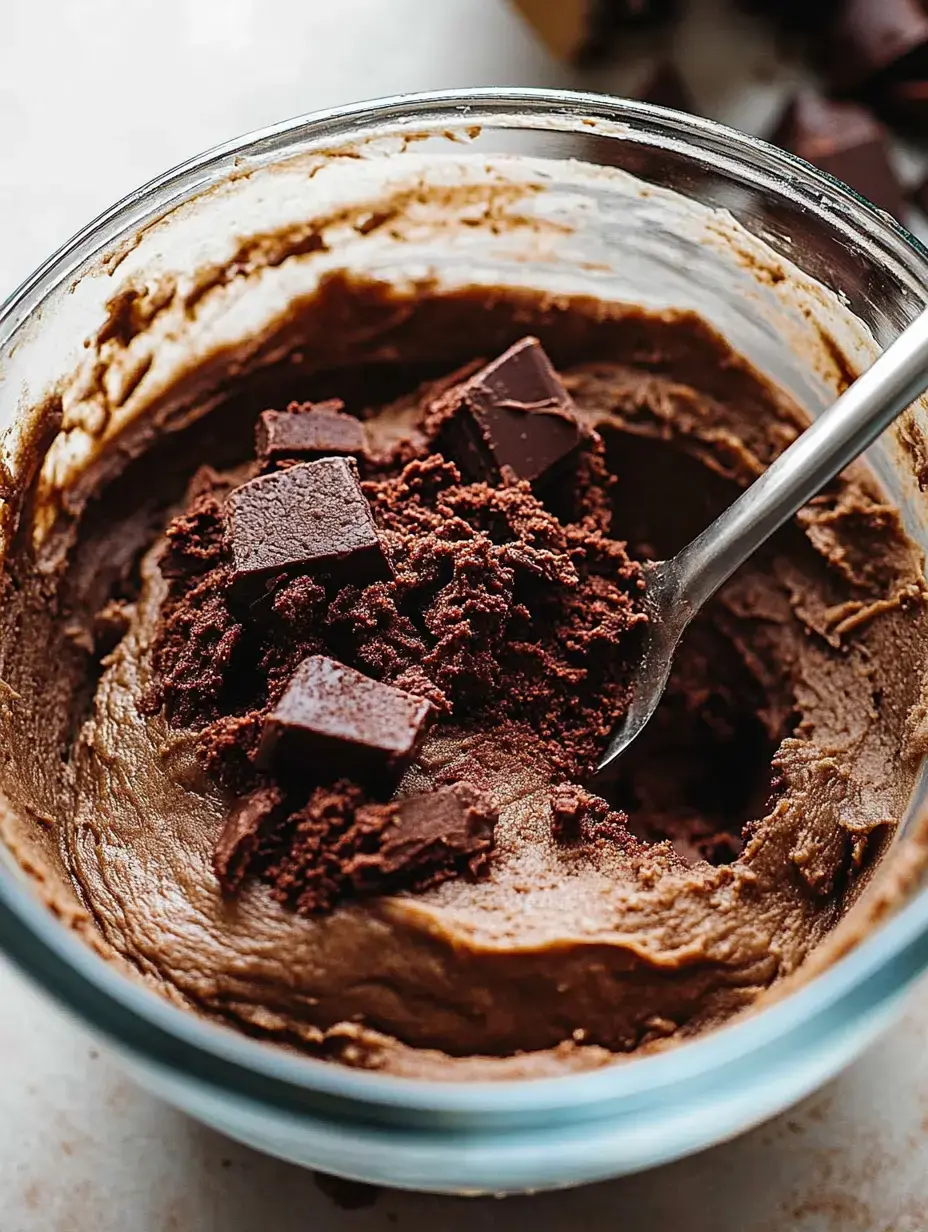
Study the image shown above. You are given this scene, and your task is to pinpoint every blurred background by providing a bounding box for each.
[5,0,928,302]
[4,2,928,1229]
[0,0,834,296]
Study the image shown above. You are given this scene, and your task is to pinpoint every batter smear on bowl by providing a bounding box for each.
[3,281,927,1079]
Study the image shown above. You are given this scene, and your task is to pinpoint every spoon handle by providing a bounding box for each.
[671,307,928,615]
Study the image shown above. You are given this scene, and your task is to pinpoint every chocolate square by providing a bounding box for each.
[226,457,391,584]
[772,90,905,220]
[911,171,928,216]
[255,399,367,466]
[735,0,838,35]
[819,0,928,95]
[881,76,928,126]
[257,655,434,778]
[435,337,582,483]
[510,0,680,62]
[214,785,283,891]
[350,782,496,893]
[638,62,697,114]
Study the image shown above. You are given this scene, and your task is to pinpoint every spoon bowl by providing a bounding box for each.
[597,559,690,774]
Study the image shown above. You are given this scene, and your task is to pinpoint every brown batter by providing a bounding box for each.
[1,276,926,1080]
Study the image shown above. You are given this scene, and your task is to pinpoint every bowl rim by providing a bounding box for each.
[3,85,928,1126]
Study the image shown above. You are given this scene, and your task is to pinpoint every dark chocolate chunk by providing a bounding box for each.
[510,0,678,63]
[736,0,839,35]
[637,61,697,114]
[601,0,679,28]
[349,782,497,893]
[257,655,434,778]
[772,90,906,220]
[550,782,611,844]
[435,337,582,483]
[226,457,391,584]
[911,172,928,216]
[877,75,928,128]
[214,784,283,891]
[819,0,928,95]
[255,399,367,466]
[585,0,680,64]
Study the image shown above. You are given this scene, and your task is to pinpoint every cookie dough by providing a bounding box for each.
[2,277,925,1080]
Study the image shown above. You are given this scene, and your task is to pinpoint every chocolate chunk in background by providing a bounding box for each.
[636,61,698,113]
[258,655,434,779]
[594,0,680,48]
[877,75,928,129]
[771,90,906,220]
[435,337,582,483]
[226,457,391,584]
[349,782,498,894]
[619,0,679,22]
[255,399,367,467]
[509,0,593,60]
[214,784,283,891]
[509,0,679,63]
[911,171,928,216]
[819,0,928,96]
[735,0,840,36]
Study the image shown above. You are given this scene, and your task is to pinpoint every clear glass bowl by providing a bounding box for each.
[2,88,928,1196]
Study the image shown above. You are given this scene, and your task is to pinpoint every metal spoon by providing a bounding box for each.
[597,308,928,776]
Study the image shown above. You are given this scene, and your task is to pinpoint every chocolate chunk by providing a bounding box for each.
[226,457,391,584]
[772,91,905,220]
[257,655,434,778]
[510,0,678,63]
[876,73,928,130]
[611,0,679,23]
[913,171,928,214]
[349,782,497,893]
[435,337,582,483]
[736,0,839,35]
[820,0,928,95]
[214,784,283,891]
[550,783,611,843]
[255,400,367,466]
[637,61,697,114]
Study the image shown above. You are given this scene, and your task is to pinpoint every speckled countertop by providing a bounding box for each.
[3,1,928,1228]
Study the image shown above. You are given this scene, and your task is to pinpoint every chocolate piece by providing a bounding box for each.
[600,0,679,30]
[736,0,839,35]
[820,0,928,95]
[435,337,582,482]
[257,780,496,915]
[226,457,390,584]
[911,172,928,216]
[549,783,611,843]
[257,655,433,778]
[509,0,678,63]
[214,785,282,891]
[350,782,497,893]
[637,61,697,114]
[772,90,906,220]
[878,76,928,128]
[255,399,367,466]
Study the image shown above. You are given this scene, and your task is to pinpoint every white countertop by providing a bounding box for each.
[3,2,928,1228]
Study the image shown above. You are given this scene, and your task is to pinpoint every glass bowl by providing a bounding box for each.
[2,88,928,1196]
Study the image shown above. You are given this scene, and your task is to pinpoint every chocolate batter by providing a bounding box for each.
[1,276,926,1079]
